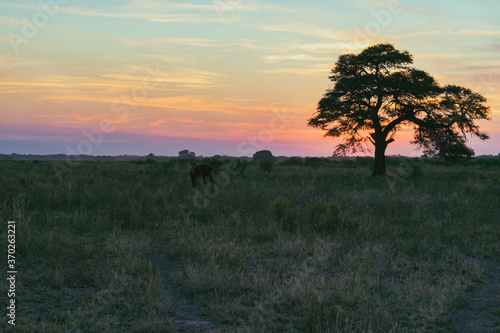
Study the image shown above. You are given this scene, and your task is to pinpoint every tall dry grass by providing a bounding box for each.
[0,157,498,331]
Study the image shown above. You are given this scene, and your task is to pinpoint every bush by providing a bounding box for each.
[304,157,329,168]
[355,156,373,167]
[202,157,223,172]
[475,156,500,167]
[280,157,304,166]
[269,197,296,231]
[252,150,276,163]
[225,158,247,176]
[340,158,356,168]
[389,157,423,178]
[259,160,274,172]
[305,197,342,234]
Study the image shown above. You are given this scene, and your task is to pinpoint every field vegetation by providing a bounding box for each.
[1,156,499,332]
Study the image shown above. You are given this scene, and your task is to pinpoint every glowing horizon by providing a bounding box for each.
[1,0,499,157]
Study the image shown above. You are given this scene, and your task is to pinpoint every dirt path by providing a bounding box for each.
[149,248,219,332]
[444,242,500,332]
[149,241,499,332]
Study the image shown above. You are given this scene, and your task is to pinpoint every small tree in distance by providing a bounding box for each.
[308,43,491,175]
[178,149,196,159]
[252,150,276,163]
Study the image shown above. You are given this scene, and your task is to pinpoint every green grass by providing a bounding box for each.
[0,158,499,332]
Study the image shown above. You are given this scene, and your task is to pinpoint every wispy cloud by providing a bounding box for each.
[351,0,396,10]
[34,112,146,126]
[78,35,262,53]
[56,0,279,24]
[121,36,223,48]
[261,52,333,76]
[60,7,218,23]
[109,66,225,88]
[0,3,40,11]
[404,28,500,38]
[0,55,52,69]
[0,65,224,100]
[263,54,333,63]
[249,22,350,40]
[117,53,192,64]
[0,17,24,26]
[262,66,330,77]
[123,0,218,12]
[33,93,260,116]
[249,1,304,14]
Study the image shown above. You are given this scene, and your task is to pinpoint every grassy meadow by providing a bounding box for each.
[1,156,499,332]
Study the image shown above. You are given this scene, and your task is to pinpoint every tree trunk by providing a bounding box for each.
[373,142,387,176]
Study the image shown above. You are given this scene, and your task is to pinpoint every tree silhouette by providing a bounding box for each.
[252,150,276,163]
[178,149,196,158]
[308,43,491,175]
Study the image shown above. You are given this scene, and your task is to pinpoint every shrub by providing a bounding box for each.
[340,158,356,168]
[252,150,276,163]
[269,197,296,231]
[355,156,373,167]
[230,159,247,175]
[202,157,223,172]
[475,156,500,167]
[390,157,423,178]
[305,197,343,234]
[259,160,274,172]
[280,157,304,166]
[304,157,329,168]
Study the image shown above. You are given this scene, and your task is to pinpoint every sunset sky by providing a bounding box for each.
[1,0,499,157]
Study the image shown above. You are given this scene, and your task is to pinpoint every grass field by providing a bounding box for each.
[1,156,499,332]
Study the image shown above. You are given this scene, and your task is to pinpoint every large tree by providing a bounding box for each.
[308,43,491,175]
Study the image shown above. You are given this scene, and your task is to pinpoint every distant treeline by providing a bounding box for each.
[1,153,499,167]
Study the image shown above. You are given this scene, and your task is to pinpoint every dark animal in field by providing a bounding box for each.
[190,164,214,187]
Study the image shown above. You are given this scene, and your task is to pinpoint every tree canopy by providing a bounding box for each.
[308,43,491,175]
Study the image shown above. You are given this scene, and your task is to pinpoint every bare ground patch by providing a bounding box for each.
[444,241,500,332]
[149,247,232,332]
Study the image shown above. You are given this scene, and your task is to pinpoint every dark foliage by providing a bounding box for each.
[252,150,277,163]
[308,43,491,175]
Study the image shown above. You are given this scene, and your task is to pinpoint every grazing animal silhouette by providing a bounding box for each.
[190,164,214,187]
